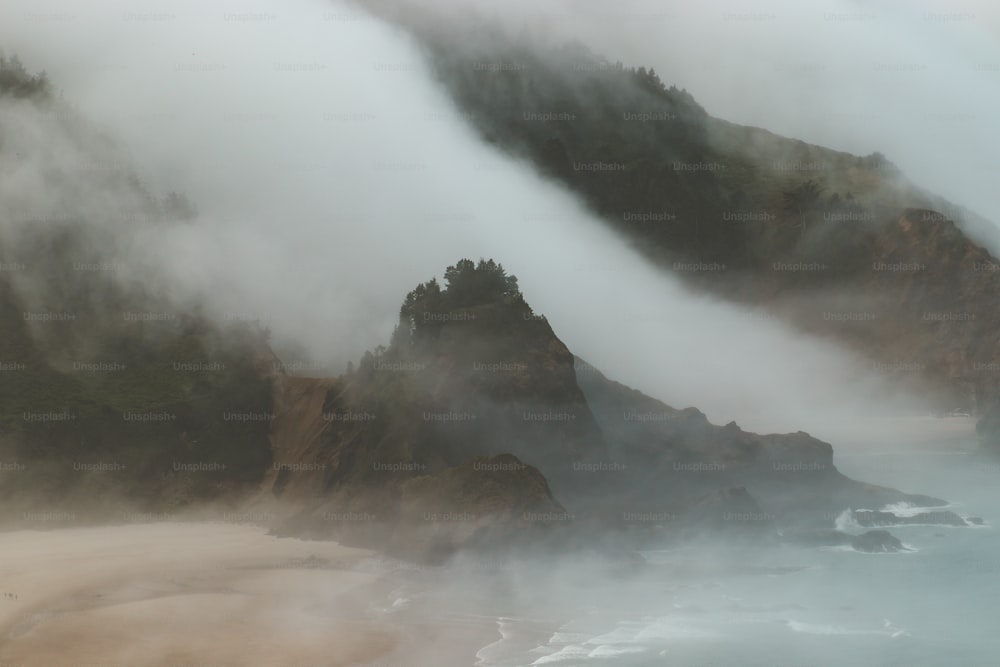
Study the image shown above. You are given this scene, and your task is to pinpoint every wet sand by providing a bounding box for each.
[0,522,495,666]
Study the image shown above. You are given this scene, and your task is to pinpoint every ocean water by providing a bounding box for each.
[378,418,1000,666]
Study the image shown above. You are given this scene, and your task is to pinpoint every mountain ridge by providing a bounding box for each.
[354,9,1000,415]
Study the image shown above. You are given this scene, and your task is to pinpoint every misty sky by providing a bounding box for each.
[1,0,989,443]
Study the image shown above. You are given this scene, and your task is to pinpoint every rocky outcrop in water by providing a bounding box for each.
[853,509,967,527]
[851,530,905,553]
[784,529,905,553]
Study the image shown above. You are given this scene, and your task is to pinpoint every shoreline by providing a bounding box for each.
[0,522,495,667]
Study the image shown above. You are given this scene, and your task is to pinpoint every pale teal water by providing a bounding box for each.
[448,424,1000,666]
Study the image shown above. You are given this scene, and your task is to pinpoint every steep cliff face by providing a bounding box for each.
[387,453,566,563]
[265,373,569,559]
[259,261,941,557]
[260,374,339,502]
[341,260,607,494]
[765,209,1000,411]
[261,261,609,550]
[864,210,1000,411]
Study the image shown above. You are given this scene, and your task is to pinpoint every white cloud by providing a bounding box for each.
[0,0,941,443]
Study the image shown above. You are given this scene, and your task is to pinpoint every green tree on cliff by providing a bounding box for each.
[392,258,525,348]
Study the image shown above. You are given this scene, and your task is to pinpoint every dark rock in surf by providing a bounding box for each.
[853,509,967,527]
[781,528,905,553]
[851,530,905,553]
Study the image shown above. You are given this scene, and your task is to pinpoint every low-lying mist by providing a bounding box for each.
[1,0,932,443]
[0,422,990,665]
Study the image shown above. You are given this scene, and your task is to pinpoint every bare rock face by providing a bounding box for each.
[387,454,567,563]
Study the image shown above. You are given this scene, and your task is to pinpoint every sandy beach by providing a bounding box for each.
[0,522,495,666]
